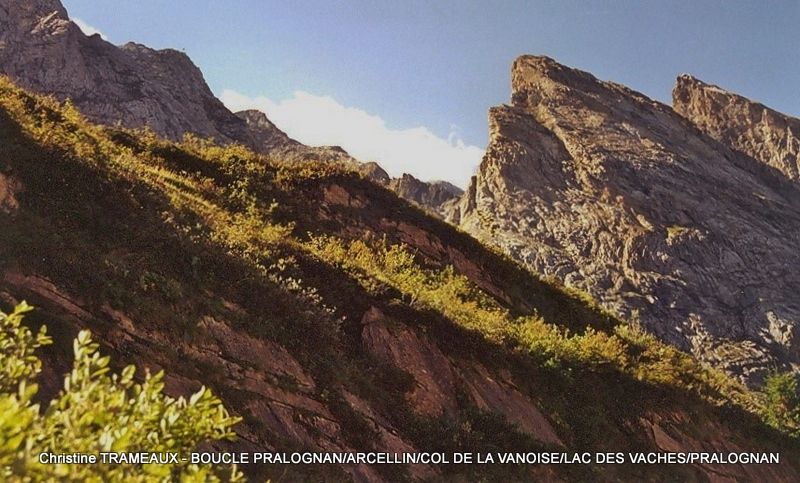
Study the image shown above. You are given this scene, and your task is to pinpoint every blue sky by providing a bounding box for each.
[62,0,800,186]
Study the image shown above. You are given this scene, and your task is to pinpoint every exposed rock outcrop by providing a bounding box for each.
[0,0,259,145]
[361,306,564,446]
[4,2,799,478]
[451,55,800,385]
[388,173,463,217]
[0,0,470,221]
[358,161,391,183]
[234,109,299,152]
[0,0,362,168]
[0,271,387,482]
[673,75,800,182]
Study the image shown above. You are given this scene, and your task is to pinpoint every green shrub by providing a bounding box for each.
[764,371,800,435]
[0,303,242,482]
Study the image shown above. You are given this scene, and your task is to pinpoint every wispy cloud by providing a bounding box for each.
[72,18,107,40]
[220,89,483,188]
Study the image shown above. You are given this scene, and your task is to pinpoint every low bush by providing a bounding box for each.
[0,303,242,481]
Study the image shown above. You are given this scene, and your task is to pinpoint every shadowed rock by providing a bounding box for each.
[388,173,463,216]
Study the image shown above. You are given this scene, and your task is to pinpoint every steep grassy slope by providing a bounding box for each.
[1,78,798,481]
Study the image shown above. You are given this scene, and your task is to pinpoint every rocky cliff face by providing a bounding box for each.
[388,173,463,217]
[2,11,800,476]
[673,75,800,182]
[7,79,798,480]
[451,55,800,385]
[3,79,798,479]
[0,0,263,145]
[0,0,360,163]
[0,0,456,211]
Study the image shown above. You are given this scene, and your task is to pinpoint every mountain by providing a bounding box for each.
[449,55,800,386]
[234,109,300,152]
[0,0,256,145]
[2,73,799,480]
[674,75,800,182]
[0,0,360,165]
[0,0,455,213]
[388,174,463,217]
[2,1,800,479]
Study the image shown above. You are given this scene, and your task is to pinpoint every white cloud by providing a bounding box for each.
[72,18,107,40]
[220,89,483,188]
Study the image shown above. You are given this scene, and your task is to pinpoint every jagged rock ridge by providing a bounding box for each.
[388,173,463,216]
[1,3,799,477]
[451,55,800,385]
[0,0,457,211]
[0,0,258,145]
[673,75,800,182]
[0,0,359,166]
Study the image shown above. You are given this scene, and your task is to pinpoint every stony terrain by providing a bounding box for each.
[674,75,800,182]
[450,55,800,385]
[2,77,797,481]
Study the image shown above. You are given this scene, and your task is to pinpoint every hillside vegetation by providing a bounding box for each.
[0,77,798,481]
[0,303,242,481]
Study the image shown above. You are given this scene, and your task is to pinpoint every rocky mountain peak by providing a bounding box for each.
[0,0,295,154]
[454,55,800,385]
[672,74,740,114]
[3,75,798,478]
[356,161,390,183]
[513,54,600,83]
[234,109,298,152]
[512,55,592,90]
[673,74,800,181]
[510,55,631,111]
[0,0,467,222]
[119,43,198,72]
[388,173,463,215]
[236,108,275,126]
[3,3,800,476]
